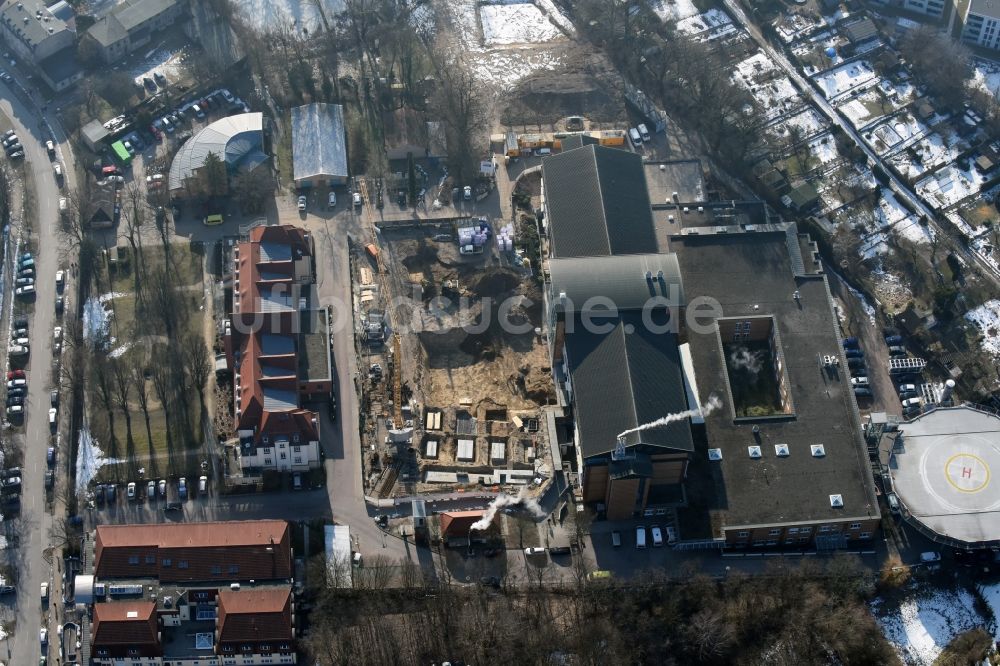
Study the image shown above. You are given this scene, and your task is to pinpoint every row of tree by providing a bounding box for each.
[304,554,898,665]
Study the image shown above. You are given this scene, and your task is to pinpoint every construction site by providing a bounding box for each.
[352,208,558,501]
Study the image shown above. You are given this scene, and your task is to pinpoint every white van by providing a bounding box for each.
[638,123,651,142]
[901,397,921,408]
[651,526,664,547]
[636,526,647,549]
[629,128,642,147]
[535,148,552,156]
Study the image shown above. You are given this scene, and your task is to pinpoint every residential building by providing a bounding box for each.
[962,0,1000,49]
[0,0,81,89]
[168,113,269,198]
[84,521,297,665]
[539,145,880,545]
[291,103,348,187]
[224,225,331,475]
[903,0,947,17]
[86,0,186,64]
[0,0,73,63]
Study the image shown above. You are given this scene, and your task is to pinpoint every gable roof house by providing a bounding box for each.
[86,0,185,64]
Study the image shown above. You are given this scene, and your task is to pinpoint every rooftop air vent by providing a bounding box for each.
[698,206,704,212]
[708,448,722,461]
[659,164,666,171]
[774,443,789,457]
[668,215,674,222]
[811,444,826,457]
[748,445,762,458]
[829,494,844,508]
[683,206,690,213]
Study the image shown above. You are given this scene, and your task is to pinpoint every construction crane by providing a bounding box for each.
[392,333,403,425]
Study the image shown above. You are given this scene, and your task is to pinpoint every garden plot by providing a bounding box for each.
[871,585,989,665]
[965,301,1000,359]
[676,9,738,41]
[469,49,565,92]
[806,132,839,165]
[864,112,929,157]
[768,107,827,140]
[651,0,700,23]
[129,47,186,85]
[973,58,1000,97]
[812,60,877,100]
[481,3,563,45]
[917,163,990,210]
[888,132,965,180]
[774,13,823,43]
[732,53,800,120]
[877,189,936,245]
[837,84,914,130]
[817,164,877,211]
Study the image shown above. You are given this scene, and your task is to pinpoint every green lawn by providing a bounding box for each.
[88,241,208,482]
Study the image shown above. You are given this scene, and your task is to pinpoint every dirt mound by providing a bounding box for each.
[472,268,522,297]
[400,241,440,271]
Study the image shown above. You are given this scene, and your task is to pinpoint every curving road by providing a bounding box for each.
[0,73,76,666]
[722,0,1000,285]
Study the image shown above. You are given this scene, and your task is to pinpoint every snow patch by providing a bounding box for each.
[965,300,1000,359]
[676,9,737,41]
[872,585,988,666]
[82,297,112,351]
[480,3,563,45]
[76,427,121,495]
[651,0,701,23]
[812,60,877,100]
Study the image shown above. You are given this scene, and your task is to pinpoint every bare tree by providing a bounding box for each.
[428,47,485,185]
[130,350,156,455]
[110,357,136,462]
[150,353,174,454]
[93,355,119,458]
[184,333,212,404]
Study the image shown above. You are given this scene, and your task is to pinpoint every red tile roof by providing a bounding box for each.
[439,510,489,538]
[92,601,159,653]
[95,520,291,583]
[232,223,318,444]
[217,587,293,644]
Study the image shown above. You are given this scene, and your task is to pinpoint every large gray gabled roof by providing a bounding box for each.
[291,103,348,182]
[549,253,683,313]
[542,145,658,258]
[564,311,692,458]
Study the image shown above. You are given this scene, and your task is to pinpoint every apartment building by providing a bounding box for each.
[962,0,1000,49]
[223,225,331,476]
[85,521,297,665]
[86,0,186,64]
[0,0,82,90]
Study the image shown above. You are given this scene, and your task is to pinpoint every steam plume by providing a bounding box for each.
[471,487,546,531]
[616,394,723,439]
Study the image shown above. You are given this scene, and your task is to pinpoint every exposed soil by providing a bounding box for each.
[500,55,627,127]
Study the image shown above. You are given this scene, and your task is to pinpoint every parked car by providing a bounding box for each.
[158,479,167,497]
[7,378,26,388]
[6,396,23,407]
[153,71,167,85]
[7,150,23,160]
[48,407,57,431]
[6,369,24,380]
[147,480,156,500]
[901,397,922,408]
[898,383,917,393]
[847,357,865,369]
[50,390,59,407]
[842,337,859,348]
[463,185,472,200]
[46,447,55,466]
[851,376,869,386]
[888,345,907,356]
[105,485,116,503]
[885,334,904,345]
[853,387,872,397]
[844,348,864,359]
[353,191,362,207]
[164,501,183,512]
[523,547,545,556]
[297,195,307,211]
[45,139,54,155]
[178,477,187,500]
[920,551,941,563]
[4,405,22,418]
[328,191,336,208]
[55,269,65,291]
[127,482,136,500]
[14,276,32,287]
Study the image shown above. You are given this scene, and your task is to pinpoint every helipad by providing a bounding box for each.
[890,406,1000,546]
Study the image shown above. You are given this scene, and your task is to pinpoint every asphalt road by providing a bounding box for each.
[722,0,1000,286]
[0,74,75,665]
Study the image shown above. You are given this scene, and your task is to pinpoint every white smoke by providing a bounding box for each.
[471,487,546,531]
[729,346,763,376]
[616,393,723,439]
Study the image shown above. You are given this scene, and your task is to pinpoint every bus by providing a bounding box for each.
[204,214,224,226]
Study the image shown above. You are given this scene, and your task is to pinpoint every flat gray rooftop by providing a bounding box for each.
[892,406,1000,545]
[643,160,705,205]
[671,227,879,531]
